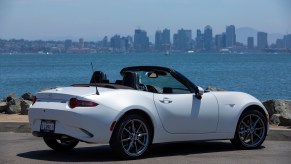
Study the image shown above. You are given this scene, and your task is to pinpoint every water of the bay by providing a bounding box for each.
[0,53,290,101]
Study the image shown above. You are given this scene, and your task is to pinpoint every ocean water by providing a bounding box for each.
[0,53,290,101]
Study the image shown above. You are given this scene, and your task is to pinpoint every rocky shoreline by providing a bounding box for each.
[0,92,33,115]
[1,89,291,127]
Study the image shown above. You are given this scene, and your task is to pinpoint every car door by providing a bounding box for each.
[154,92,219,134]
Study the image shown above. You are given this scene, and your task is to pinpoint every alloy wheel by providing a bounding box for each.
[121,119,149,157]
[238,114,266,147]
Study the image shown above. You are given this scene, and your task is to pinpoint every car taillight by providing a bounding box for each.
[69,98,98,108]
[32,96,37,105]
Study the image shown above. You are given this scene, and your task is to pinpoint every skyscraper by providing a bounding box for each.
[204,25,213,51]
[195,29,203,50]
[162,28,171,51]
[226,25,236,48]
[79,38,84,49]
[247,37,254,50]
[284,34,291,49]
[155,30,162,51]
[215,34,222,50]
[257,32,268,50]
[173,29,192,51]
[134,29,149,52]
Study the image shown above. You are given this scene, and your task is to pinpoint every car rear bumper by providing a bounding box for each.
[28,101,119,144]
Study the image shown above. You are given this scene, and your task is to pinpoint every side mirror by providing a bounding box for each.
[195,86,204,100]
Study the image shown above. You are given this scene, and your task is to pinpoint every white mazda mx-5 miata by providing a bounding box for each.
[29,66,269,159]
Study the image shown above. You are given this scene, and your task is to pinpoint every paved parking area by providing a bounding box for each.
[0,132,291,164]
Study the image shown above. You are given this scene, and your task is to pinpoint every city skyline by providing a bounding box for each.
[1,25,291,54]
[0,0,290,42]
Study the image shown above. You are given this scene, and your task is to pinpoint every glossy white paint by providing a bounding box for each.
[29,85,268,144]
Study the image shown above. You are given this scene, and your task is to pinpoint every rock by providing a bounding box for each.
[20,100,32,115]
[21,92,34,101]
[270,114,281,125]
[0,102,8,113]
[4,96,21,114]
[205,86,225,91]
[263,100,291,126]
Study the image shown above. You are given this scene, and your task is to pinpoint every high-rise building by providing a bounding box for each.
[247,37,254,50]
[226,25,236,48]
[134,29,149,52]
[155,30,163,51]
[221,32,226,48]
[215,34,222,50]
[162,28,171,51]
[284,34,291,49]
[79,38,84,49]
[64,39,72,50]
[195,29,203,50]
[110,35,123,50]
[204,25,213,51]
[257,32,268,50]
[173,29,192,51]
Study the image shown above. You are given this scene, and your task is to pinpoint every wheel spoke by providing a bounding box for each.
[124,128,131,135]
[241,120,249,128]
[131,121,136,133]
[249,115,252,127]
[251,134,254,144]
[254,132,262,140]
[137,133,148,137]
[134,141,138,153]
[253,117,260,127]
[136,123,143,133]
[127,141,134,152]
[137,139,146,147]
[122,138,131,142]
[255,127,264,131]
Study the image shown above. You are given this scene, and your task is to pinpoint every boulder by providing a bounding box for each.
[205,86,225,91]
[263,100,291,126]
[4,95,22,114]
[21,92,34,101]
[20,100,32,115]
[0,102,7,113]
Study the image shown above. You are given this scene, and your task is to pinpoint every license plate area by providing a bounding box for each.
[40,120,55,133]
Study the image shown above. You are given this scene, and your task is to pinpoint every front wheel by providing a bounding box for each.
[43,137,79,151]
[231,110,267,149]
[110,114,152,159]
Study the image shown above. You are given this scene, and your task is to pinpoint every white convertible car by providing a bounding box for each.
[29,66,269,159]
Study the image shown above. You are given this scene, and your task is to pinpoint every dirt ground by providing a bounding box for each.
[0,113,28,122]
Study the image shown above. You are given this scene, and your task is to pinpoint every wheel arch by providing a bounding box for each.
[110,109,155,143]
[241,104,269,122]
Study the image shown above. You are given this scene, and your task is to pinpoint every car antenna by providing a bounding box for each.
[91,62,100,95]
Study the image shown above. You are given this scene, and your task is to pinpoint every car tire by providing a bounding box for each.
[110,114,152,159]
[43,137,79,151]
[231,110,267,149]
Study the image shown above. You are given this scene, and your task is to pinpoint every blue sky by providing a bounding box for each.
[0,0,290,41]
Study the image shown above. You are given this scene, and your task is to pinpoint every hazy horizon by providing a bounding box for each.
[0,0,290,42]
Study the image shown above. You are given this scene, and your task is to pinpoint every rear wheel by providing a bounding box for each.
[231,110,267,149]
[110,114,152,159]
[43,136,79,151]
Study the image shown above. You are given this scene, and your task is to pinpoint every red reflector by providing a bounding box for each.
[32,96,37,105]
[69,98,98,108]
[110,121,117,131]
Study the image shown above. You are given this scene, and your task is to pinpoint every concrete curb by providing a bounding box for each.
[1,122,291,141]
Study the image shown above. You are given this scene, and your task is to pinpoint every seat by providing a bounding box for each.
[122,71,140,89]
[90,71,108,83]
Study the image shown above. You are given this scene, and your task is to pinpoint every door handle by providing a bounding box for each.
[160,98,172,104]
